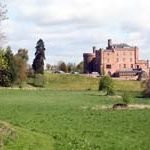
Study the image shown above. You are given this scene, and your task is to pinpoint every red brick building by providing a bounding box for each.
[83,39,149,77]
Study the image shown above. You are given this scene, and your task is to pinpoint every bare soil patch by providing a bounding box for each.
[91,104,150,111]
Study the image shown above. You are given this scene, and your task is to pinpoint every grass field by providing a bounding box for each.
[0,74,150,149]
[43,73,142,91]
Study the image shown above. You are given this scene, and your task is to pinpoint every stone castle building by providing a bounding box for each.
[83,39,149,77]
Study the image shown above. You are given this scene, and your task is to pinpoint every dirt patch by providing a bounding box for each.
[107,95,122,99]
[91,105,111,110]
[91,104,150,111]
[128,104,150,109]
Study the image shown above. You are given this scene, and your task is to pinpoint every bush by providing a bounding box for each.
[0,70,12,87]
[99,76,114,95]
[122,92,130,104]
[142,79,150,98]
[33,74,45,87]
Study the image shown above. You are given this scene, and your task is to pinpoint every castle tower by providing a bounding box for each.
[83,53,95,73]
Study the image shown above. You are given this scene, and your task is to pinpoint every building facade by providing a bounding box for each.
[83,39,149,77]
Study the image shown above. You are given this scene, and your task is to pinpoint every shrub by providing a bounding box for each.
[99,76,114,95]
[122,92,130,104]
[33,74,45,87]
[142,79,150,98]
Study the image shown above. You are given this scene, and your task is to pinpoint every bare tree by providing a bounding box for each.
[0,1,7,45]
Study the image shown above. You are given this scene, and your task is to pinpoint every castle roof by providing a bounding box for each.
[111,43,132,49]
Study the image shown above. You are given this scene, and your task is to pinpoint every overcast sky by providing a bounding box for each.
[2,0,150,65]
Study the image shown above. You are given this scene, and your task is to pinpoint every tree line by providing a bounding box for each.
[0,38,46,87]
[0,47,28,87]
[46,61,83,73]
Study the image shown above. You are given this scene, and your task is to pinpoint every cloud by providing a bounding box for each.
[2,0,150,64]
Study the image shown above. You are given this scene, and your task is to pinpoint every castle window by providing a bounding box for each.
[117,58,119,62]
[131,64,133,68]
[107,53,109,56]
[124,64,126,68]
[106,64,111,69]
[119,64,121,68]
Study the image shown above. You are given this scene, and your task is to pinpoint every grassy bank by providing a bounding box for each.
[42,73,143,91]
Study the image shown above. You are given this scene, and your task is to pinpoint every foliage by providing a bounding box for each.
[67,63,75,73]
[0,49,11,87]
[76,61,83,73]
[0,48,16,87]
[46,63,51,71]
[0,2,7,45]
[142,79,150,98]
[0,70,12,87]
[33,74,45,87]
[32,39,45,74]
[0,48,28,87]
[0,49,7,70]
[122,92,131,104]
[99,76,114,95]
[16,49,28,62]
[58,61,68,73]
[14,49,28,87]
[26,64,34,78]
[5,46,17,83]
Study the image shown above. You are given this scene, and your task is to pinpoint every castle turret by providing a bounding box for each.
[83,53,95,73]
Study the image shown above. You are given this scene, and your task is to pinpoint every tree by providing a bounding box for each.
[76,61,83,73]
[0,48,7,70]
[58,61,67,73]
[46,63,51,71]
[67,63,75,73]
[99,76,114,95]
[0,48,9,86]
[0,2,7,45]
[32,39,46,74]
[5,46,17,83]
[0,47,28,87]
[14,49,28,87]
[16,49,28,62]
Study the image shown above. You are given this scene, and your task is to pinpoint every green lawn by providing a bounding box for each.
[0,89,150,150]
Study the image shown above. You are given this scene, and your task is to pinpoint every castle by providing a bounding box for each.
[83,39,149,77]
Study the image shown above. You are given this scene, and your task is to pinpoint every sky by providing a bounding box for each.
[2,0,150,65]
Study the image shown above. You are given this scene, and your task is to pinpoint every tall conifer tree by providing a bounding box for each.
[32,39,46,74]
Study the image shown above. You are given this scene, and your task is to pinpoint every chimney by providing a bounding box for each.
[93,46,96,53]
[108,39,112,49]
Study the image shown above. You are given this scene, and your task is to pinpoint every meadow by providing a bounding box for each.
[0,74,150,150]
